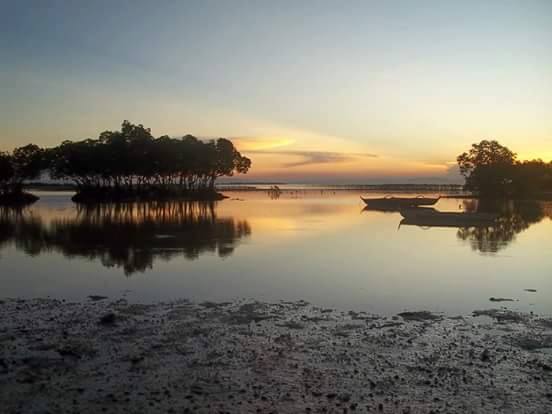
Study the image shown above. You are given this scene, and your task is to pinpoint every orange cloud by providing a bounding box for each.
[246,150,378,168]
[232,137,295,151]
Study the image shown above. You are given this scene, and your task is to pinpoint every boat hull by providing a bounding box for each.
[361,196,440,209]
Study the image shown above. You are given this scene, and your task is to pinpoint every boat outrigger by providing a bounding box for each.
[399,208,497,228]
[360,195,440,209]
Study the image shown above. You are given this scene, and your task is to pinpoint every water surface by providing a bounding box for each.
[1,191,551,315]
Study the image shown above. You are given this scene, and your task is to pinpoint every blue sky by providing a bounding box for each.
[1,0,551,182]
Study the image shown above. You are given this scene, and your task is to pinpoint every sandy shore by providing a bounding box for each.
[1,298,551,413]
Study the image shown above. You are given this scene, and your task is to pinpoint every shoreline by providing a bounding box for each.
[71,191,228,204]
[1,298,551,413]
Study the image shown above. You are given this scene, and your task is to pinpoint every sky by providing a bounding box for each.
[1,0,551,183]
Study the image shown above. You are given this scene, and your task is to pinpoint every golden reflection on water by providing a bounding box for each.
[220,193,361,237]
[1,191,551,314]
[5,191,552,261]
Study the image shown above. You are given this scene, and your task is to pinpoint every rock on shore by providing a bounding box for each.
[1,298,551,413]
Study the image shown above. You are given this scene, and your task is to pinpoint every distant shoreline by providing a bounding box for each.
[22,183,552,202]
[28,182,466,192]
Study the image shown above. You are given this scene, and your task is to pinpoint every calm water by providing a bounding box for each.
[1,190,551,315]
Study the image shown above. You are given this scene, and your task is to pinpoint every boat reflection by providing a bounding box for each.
[0,201,251,275]
[398,199,549,253]
[456,199,548,253]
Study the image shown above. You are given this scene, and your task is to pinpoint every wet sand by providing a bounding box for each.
[1,298,551,413]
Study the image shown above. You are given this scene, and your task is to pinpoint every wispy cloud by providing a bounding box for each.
[231,136,296,151]
[247,149,378,168]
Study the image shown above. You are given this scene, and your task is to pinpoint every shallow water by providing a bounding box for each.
[1,190,551,315]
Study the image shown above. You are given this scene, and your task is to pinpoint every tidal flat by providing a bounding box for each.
[1,298,551,413]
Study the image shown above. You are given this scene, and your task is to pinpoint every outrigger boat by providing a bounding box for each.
[399,208,497,228]
[360,195,440,209]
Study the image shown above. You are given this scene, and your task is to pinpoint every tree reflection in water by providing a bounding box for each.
[0,201,251,275]
[457,199,549,253]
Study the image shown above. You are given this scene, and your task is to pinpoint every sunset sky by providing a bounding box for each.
[2,1,551,183]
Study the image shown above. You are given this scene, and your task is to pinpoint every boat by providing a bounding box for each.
[360,195,440,209]
[362,205,403,213]
[399,207,498,228]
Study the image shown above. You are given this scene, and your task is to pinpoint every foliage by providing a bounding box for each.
[457,140,517,196]
[0,152,15,194]
[511,159,552,197]
[457,140,552,197]
[0,145,45,197]
[47,121,251,201]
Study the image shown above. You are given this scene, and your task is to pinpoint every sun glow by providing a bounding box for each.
[233,137,295,151]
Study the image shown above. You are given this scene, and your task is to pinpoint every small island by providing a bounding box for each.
[1,121,251,205]
[0,145,43,206]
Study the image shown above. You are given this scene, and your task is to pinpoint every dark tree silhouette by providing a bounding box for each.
[457,140,516,197]
[0,145,44,205]
[0,152,15,195]
[11,144,46,188]
[511,159,552,197]
[47,121,252,203]
[457,140,552,197]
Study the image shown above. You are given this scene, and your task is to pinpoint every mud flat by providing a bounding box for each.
[1,299,551,413]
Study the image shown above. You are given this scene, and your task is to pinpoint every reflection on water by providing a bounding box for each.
[457,199,547,253]
[366,198,550,253]
[0,201,251,275]
[1,191,551,315]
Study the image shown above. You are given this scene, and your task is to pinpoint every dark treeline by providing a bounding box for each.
[0,201,251,275]
[0,121,251,204]
[0,145,44,205]
[458,140,552,197]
